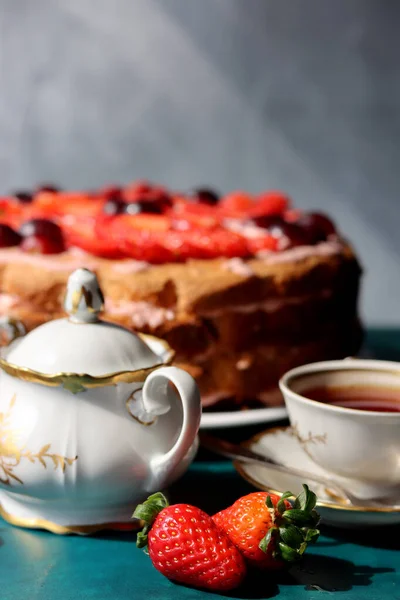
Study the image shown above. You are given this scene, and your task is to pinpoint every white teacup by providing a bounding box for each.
[279,359,400,499]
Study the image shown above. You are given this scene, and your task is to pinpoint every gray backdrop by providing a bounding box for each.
[0,0,399,324]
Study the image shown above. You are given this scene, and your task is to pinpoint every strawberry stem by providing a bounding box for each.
[259,484,320,563]
[258,525,278,554]
[266,495,274,509]
[133,492,169,550]
[277,491,293,514]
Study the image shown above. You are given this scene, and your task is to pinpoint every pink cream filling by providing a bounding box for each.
[0,248,100,271]
[0,293,20,312]
[0,248,150,274]
[104,299,175,329]
[223,258,254,277]
[224,219,266,239]
[256,239,343,263]
[223,240,343,275]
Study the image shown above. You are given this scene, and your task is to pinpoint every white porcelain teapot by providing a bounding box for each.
[0,268,201,534]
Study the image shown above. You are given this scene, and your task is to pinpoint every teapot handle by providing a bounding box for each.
[0,316,26,346]
[142,366,201,486]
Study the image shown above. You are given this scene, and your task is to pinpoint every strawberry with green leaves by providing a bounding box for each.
[134,492,247,592]
[213,485,320,570]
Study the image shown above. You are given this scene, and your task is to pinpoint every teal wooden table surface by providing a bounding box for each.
[0,328,399,600]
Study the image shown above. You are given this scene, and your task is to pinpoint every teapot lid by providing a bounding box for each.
[2,269,173,392]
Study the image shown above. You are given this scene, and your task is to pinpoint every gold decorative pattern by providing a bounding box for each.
[125,391,156,426]
[290,423,327,453]
[0,505,142,535]
[0,334,174,394]
[70,286,103,315]
[0,395,77,485]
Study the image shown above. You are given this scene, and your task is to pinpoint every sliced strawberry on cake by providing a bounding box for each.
[63,216,122,258]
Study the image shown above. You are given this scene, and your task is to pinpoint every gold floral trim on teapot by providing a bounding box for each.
[0,395,77,485]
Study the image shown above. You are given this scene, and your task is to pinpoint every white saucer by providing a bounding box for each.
[234,426,400,527]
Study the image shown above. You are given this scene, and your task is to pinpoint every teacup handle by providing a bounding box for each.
[142,366,201,486]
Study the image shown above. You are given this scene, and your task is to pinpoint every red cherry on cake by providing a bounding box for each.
[20,218,62,239]
[124,199,171,215]
[296,212,336,243]
[123,182,172,208]
[19,219,65,254]
[20,235,65,254]
[12,190,33,204]
[252,216,311,248]
[141,190,173,210]
[0,224,22,248]
[190,187,220,205]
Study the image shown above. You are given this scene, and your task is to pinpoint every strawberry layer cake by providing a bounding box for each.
[0,182,362,410]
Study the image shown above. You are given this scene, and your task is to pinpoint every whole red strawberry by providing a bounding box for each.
[213,485,320,570]
[133,492,247,592]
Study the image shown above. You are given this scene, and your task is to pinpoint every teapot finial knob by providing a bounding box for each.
[64,268,104,323]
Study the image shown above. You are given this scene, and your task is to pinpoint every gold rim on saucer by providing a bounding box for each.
[234,426,400,514]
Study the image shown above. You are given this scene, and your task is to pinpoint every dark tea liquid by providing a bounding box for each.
[302,385,400,412]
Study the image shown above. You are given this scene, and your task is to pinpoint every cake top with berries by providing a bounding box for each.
[0,181,338,262]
